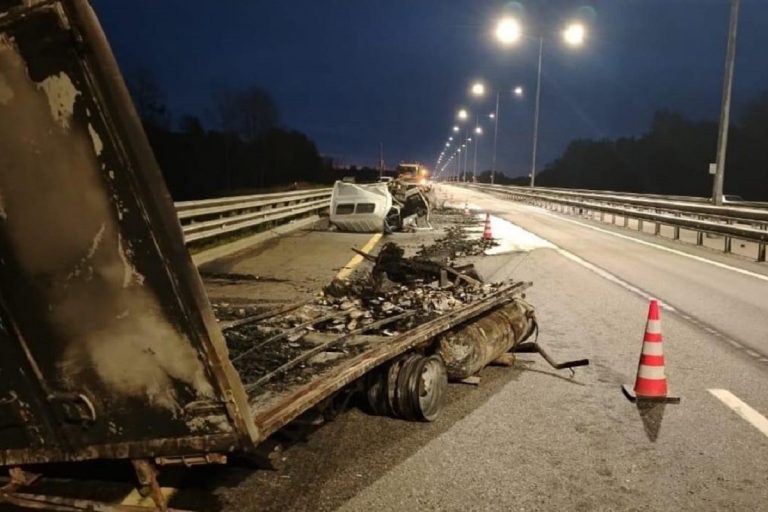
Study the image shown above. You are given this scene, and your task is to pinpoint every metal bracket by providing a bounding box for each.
[155,453,227,467]
[132,459,167,511]
[48,392,97,424]
[1,467,40,493]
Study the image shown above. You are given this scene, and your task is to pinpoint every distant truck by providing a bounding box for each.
[396,162,430,184]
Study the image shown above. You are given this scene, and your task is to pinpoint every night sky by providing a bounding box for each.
[92,0,768,177]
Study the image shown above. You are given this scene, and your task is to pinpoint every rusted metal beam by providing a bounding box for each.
[0,492,193,511]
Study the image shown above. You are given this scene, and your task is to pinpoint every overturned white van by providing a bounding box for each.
[330,181,395,232]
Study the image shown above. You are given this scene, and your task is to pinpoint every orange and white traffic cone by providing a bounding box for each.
[622,299,680,403]
[482,213,493,241]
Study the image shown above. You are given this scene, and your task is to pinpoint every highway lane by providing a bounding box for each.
[447,185,768,360]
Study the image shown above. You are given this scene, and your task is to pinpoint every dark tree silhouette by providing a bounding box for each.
[536,93,768,201]
[216,85,280,141]
[127,68,171,130]
[125,76,329,200]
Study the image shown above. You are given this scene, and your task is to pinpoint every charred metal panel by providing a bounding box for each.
[0,0,257,465]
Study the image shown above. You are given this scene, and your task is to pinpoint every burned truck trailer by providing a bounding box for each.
[0,2,583,509]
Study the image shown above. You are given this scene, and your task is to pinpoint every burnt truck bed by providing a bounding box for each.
[235,282,529,439]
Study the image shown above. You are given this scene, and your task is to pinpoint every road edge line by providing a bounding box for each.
[708,389,768,438]
[536,209,768,283]
[336,233,382,280]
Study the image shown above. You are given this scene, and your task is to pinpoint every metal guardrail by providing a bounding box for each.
[468,184,768,262]
[524,185,768,210]
[174,188,332,244]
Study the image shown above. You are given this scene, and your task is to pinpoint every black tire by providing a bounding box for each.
[365,370,387,416]
[386,357,405,416]
[393,354,421,419]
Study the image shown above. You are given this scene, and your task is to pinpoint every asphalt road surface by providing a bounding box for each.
[5,186,766,512]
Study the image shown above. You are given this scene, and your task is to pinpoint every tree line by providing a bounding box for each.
[128,70,331,200]
[533,91,768,200]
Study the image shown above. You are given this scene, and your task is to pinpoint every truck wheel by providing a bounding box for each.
[411,355,448,422]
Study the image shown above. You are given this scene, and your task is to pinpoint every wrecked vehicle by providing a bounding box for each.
[330,179,432,233]
[0,2,587,510]
[330,181,394,232]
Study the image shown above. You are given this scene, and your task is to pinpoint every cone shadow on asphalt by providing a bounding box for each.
[635,402,666,442]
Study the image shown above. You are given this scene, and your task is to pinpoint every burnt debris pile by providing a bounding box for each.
[417,225,498,259]
[222,241,503,395]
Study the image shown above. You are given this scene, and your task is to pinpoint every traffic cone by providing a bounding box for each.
[622,299,680,403]
[482,213,493,241]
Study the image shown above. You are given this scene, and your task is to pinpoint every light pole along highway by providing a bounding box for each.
[494,16,588,188]
[470,81,524,184]
[712,0,740,205]
[457,108,471,182]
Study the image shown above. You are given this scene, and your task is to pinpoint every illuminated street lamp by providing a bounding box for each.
[495,17,521,45]
[563,22,586,46]
[470,80,523,184]
[495,16,589,187]
[457,109,468,121]
[453,126,459,132]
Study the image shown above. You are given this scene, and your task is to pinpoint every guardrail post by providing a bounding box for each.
[638,219,643,232]
[654,222,661,236]
[758,243,766,262]
[724,236,732,254]
[673,226,680,240]
[623,215,628,228]
[696,231,704,246]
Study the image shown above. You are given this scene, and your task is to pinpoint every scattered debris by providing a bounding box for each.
[223,241,510,394]
[417,224,498,260]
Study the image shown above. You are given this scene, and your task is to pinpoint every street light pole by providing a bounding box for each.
[529,35,544,188]
[712,0,740,205]
[472,118,479,182]
[491,91,500,184]
[462,134,467,182]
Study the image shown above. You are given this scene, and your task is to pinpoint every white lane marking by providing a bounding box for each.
[536,209,768,283]
[709,389,768,438]
[555,247,676,312]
